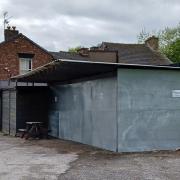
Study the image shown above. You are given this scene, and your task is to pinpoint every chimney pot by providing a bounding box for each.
[77,48,89,56]
[145,36,159,51]
[12,26,16,30]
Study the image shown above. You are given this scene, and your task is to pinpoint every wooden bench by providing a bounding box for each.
[15,127,51,139]
[16,129,27,138]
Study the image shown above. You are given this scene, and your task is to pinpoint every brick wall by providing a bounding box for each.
[89,51,117,63]
[0,35,53,80]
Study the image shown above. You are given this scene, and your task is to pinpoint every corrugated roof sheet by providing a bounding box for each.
[11,59,180,83]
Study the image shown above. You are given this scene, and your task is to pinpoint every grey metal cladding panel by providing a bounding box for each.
[118,69,180,111]
[91,79,117,111]
[81,111,93,145]
[2,91,10,134]
[91,110,117,151]
[57,85,84,111]
[117,69,180,152]
[118,110,180,152]
[10,91,17,135]
[57,84,84,141]
[59,110,83,142]
[59,110,117,151]
[48,111,59,138]
[50,76,117,151]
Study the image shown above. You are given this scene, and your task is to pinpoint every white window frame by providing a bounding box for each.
[19,57,32,75]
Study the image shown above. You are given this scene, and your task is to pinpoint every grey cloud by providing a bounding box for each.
[0,0,179,51]
[4,0,180,22]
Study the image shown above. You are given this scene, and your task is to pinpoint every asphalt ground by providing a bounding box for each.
[0,134,180,180]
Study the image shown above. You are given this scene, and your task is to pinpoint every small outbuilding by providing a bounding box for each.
[1,86,49,135]
[11,59,180,152]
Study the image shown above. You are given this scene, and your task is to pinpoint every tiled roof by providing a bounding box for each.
[50,42,173,66]
[102,42,172,65]
[50,51,89,61]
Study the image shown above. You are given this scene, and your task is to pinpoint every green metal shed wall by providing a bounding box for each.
[49,75,117,151]
[117,68,180,152]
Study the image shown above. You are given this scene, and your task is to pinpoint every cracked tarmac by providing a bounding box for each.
[0,134,180,180]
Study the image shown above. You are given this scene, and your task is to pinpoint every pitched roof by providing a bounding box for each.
[102,42,172,65]
[50,51,89,61]
[50,42,172,66]
[0,33,53,57]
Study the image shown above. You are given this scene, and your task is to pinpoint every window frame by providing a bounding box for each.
[18,53,34,75]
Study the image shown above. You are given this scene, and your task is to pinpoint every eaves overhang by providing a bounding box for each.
[11,59,180,83]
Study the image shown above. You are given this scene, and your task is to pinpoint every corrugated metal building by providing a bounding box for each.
[10,59,180,152]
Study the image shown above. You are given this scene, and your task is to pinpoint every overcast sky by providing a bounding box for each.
[0,0,179,51]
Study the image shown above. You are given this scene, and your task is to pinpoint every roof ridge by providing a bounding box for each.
[102,41,145,46]
[20,34,53,57]
[0,33,53,58]
[50,51,78,54]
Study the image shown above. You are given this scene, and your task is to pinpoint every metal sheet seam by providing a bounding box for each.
[116,70,119,152]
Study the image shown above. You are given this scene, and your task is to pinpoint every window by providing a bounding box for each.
[19,57,32,75]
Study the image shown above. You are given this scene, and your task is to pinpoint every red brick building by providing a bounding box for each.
[0,26,53,80]
[0,27,172,82]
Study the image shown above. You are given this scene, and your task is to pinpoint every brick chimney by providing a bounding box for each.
[90,46,99,51]
[4,26,19,41]
[77,48,89,56]
[145,36,159,51]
